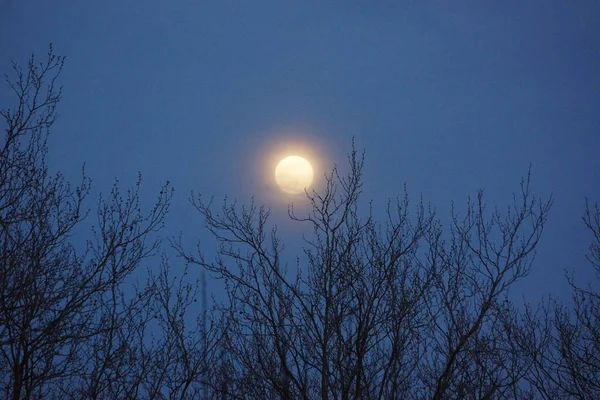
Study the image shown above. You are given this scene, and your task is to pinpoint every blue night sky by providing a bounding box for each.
[1,1,599,303]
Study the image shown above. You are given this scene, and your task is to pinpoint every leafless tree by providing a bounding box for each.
[176,146,552,399]
[9,45,591,400]
[0,46,218,400]
[420,171,552,399]
[524,199,600,399]
[64,254,218,400]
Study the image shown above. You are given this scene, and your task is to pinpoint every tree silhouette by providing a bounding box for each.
[0,46,219,400]
[524,200,600,399]
[176,147,552,399]
[4,46,600,400]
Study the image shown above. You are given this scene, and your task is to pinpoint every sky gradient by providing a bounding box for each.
[1,1,599,302]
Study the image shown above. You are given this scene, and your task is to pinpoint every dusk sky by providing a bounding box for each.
[1,1,599,304]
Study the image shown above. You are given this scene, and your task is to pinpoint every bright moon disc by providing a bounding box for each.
[275,156,314,194]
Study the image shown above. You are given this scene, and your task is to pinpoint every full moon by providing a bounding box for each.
[275,156,314,194]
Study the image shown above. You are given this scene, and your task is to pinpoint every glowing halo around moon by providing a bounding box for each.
[275,156,314,194]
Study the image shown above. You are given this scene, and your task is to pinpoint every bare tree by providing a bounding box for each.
[176,146,552,399]
[525,199,600,399]
[137,258,219,400]
[8,45,587,400]
[421,172,552,399]
[64,253,218,400]
[0,46,223,400]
